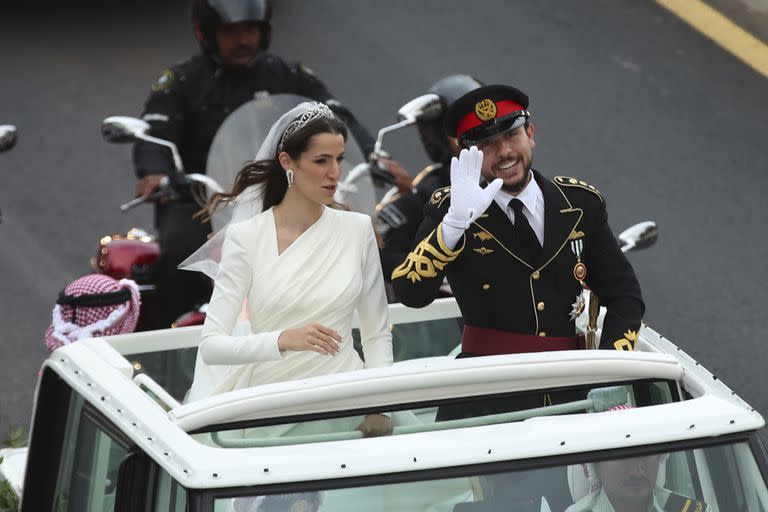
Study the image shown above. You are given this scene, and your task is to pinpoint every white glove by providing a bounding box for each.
[442,146,503,230]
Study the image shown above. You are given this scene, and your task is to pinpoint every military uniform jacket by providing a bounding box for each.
[376,163,450,278]
[133,53,373,178]
[391,170,644,350]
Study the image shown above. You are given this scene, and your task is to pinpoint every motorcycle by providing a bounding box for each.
[95,116,223,331]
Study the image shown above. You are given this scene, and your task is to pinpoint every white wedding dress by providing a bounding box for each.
[187,205,393,402]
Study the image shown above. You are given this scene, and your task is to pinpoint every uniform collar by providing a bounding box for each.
[593,486,667,511]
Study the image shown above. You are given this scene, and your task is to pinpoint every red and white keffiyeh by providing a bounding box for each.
[44,274,140,351]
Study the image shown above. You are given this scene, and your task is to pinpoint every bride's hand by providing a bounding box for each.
[278,324,342,355]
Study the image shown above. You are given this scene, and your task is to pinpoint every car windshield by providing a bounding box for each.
[212,439,768,511]
[196,379,680,448]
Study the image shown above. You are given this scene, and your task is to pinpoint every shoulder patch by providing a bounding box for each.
[429,186,451,207]
[664,491,707,512]
[151,69,175,92]
[554,176,603,202]
[413,163,443,188]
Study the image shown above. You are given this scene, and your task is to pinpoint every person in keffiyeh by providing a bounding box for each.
[44,274,140,351]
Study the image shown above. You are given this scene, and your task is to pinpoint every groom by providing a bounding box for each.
[392,84,644,358]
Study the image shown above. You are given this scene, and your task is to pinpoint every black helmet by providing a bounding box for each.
[417,74,483,163]
[191,0,272,56]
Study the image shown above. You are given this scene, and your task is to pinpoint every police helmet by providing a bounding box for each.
[191,0,272,56]
[417,74,483,163]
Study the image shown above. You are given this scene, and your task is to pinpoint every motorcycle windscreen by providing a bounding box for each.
[206,93,373,232]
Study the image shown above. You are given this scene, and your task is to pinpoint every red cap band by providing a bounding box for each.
[455,99,525,138]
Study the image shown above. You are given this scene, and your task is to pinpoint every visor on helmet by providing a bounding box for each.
[208,0,270,23]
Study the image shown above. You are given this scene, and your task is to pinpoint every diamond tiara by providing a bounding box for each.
[278,102,336,152]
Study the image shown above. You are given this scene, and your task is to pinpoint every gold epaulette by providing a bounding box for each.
[553,176,603,202]
[429,186,451,207]
[412,163,443,187]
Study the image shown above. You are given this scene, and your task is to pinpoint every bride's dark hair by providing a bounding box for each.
[198,115,348,221]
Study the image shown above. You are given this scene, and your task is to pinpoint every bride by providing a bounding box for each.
[182,102,393,436]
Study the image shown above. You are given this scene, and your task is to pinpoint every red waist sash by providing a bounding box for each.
[461,324,585,356]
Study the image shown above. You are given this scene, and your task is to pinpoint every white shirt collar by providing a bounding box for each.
[493,172,543,216]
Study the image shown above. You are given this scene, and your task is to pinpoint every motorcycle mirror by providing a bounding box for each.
[102,116,151,144]
[372,94,444,160]
[102,116,185,173]
[618,221,659,252]
[0,125,17,152]
[397,93,442,123]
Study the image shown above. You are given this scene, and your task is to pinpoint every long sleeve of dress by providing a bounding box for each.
[357,220,394,369]
[199,224,283,365]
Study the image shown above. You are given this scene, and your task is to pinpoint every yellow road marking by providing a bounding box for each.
[656,0,768,79]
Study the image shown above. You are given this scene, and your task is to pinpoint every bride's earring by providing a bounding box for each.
[286,169,294,188]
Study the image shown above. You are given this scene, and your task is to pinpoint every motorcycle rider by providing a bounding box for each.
[376,75,483,281]
[133,0,375,329]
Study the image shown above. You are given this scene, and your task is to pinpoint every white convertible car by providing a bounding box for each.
[2,297,767,512]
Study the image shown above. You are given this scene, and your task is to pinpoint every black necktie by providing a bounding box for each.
[508,198,541,263]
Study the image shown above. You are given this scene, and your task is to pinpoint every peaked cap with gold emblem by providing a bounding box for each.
[444,84,530,148]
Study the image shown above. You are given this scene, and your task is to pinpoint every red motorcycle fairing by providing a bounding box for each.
[91,228,160,281]
[173,307,207,328]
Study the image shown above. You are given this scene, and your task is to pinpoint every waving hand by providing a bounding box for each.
[442,146,503,230]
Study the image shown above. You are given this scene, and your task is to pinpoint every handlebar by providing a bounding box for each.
[120,173,223,212]
[368,160,395,186]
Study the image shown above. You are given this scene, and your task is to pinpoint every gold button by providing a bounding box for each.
[538,331,546,337]
[532,271,540,280]
[537,302,545,311]
[482,284,490,290]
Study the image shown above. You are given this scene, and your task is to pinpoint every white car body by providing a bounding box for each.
[2,297,767,511]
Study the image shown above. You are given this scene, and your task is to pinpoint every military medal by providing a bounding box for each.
[570,238,587,283]
[569,235,590,326]
[569,293,586,320]
[573,261,587,281]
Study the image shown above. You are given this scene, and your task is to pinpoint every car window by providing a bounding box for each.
[154,466,188,512]
[51,394,129,511]
[211,440,768,512]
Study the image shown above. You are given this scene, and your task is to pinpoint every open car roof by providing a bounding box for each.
[39,298,763,490]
